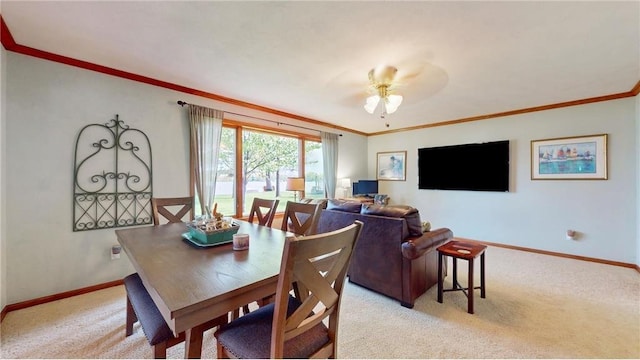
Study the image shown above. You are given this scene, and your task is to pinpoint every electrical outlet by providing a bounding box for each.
[111,245,122,260]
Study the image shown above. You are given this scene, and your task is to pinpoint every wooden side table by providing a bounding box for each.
[437,240,487,314]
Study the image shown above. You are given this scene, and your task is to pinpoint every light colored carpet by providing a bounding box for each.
[1,246,639,359]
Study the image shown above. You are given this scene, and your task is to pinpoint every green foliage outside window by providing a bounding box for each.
[197,127,323,217]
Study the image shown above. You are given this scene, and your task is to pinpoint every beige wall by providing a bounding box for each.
[3,52,368,304]
[335,132,368,196]
[369,98,638,264]
[2,49,638,307]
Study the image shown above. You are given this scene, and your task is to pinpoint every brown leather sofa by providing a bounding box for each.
[316,200,453,308]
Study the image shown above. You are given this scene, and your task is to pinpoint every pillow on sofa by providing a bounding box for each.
[374,194,389,205]
[326,199,362,213]
[361,204,423,236]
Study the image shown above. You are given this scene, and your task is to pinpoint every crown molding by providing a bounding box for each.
[369,88,638,136]
[0,15,364,137]
[631,79,640,96]
[2,15,638,138]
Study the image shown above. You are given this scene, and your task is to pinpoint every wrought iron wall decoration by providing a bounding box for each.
[73,114,153,231]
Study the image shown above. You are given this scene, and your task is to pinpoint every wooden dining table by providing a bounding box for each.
[115,220,289,358]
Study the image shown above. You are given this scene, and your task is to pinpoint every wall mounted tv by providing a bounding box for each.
[352,180,378,196]
[418,140,510,192]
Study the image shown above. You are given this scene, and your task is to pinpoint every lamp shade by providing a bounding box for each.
[384,94,403,114]
[286,177,305,192]
[339,178,351,188]
[364,91,402,114]
[364,95,381,114]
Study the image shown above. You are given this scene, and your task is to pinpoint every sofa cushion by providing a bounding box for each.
[374,194,389,205]
[403,212,423,237]
[317,209,407,301]
[401,228,453,260]
[299,198,328,209]
[361,204,423,236]
[326,199,362,213]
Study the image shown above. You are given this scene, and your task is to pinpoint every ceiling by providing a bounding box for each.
[1,1,639,135]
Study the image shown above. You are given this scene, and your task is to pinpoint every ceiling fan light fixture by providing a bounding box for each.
[369,65,398,84]
[364,94,381,114]
[364,65,403,116]
[384,94,403,114]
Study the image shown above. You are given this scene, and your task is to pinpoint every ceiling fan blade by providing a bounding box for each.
[335,91,370,106]
[330,58,448,108]
[395,61,428,82]
[400,68,449,105]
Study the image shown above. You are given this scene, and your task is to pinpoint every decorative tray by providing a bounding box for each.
[185,221,240,246]
[182,232,234,248]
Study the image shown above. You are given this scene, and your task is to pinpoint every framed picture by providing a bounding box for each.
[531,134,607,180]
[377,151,407,181]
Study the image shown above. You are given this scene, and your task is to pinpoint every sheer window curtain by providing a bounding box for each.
[188,104,224,215]
[321,132,339,199]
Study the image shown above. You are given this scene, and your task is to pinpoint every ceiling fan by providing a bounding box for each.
[364,65,404,117]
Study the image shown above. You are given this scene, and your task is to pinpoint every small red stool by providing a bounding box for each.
[437,240,487,314]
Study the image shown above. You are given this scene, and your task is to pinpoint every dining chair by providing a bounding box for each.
[247,198,280,227]
[280,201,323,236]
[242,200,323,315]
[214,220,364,359]
[236,200,322,320]
[233,197,281,319]
[151,196,194,225]
[125,196,226,358]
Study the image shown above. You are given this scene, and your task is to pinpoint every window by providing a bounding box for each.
[242,129,299,214]
[304,140,324,199]
[194,127,236,217]
[214,127,237,216]
[195,122,322,218]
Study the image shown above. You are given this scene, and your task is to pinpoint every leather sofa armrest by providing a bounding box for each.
[401,228,453,260]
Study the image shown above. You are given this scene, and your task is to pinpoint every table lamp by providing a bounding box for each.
[286,177,305,202]
[339,178,351,197]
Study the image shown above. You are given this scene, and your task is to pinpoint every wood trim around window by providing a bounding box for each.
[199,123,315,218]
[234,126,244,217]
[223,118,321,143]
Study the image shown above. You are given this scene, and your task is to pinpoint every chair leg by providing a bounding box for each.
[257,295,275,307]
[125,296,137,337]
[231,308,240,320]
[153,342,167,359]
[216,339,229,359]
[231,303,252,319]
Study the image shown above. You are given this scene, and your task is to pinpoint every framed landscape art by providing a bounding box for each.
[531,134,607,180]
[377,151,406,181]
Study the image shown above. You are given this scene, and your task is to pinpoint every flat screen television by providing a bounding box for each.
[352,180,378,196]
[418,140,510,192]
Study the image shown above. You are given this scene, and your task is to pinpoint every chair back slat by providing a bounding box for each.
[151,197,194,225]
[270,221,363,358]
[280,201,322,236]
[248,198,280,227]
